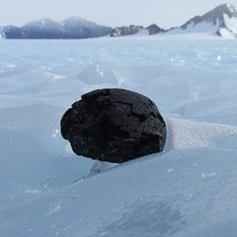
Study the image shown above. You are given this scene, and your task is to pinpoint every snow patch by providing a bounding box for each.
[167,118,237,150]
[223,13,237,35]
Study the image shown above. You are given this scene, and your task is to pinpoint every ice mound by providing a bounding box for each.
[77,61,120,85]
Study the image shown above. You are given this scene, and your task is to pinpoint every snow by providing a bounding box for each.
[223,13,237,35]
[218,28,236,39]
[160,21,221,39]
[227,3,236,13]
[136,28,149,36]
[0,27,5,39]
[183,22,220,34]
[1,38,237,236]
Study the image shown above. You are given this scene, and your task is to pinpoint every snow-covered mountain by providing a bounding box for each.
[1,3,237,39]
[110,3,237,39]
[110,24,165,37]
[0,18,112,39]
[21,19,65,39]
[61,17,112,39]
[166,3,237,38]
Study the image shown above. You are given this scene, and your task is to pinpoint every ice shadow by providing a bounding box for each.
[98,200,186,237]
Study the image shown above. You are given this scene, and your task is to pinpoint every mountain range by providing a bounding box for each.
[1,3,237,39]
[169,3,237,38]
[0,17,112,39]
[111,3,237,39]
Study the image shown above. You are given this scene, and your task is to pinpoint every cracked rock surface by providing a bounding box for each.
[61,88,167,163]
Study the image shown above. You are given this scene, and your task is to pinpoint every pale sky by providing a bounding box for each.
[1,0,237,29]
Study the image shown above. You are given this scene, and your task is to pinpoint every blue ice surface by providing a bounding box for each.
[0,38,237,237]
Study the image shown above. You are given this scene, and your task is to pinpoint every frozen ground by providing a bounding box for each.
[1,37,237,236]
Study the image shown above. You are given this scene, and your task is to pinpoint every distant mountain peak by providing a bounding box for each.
[207,3,237,20]
[1,17,112,39]
[2,3,237,40]
[226,3,236,14]
[160,3,237,38]
[61,17,100,29]
[25,18,63,29]
[62,17,92,25]
[109,4,237,39]
[110,25,144,37]
[144,24,165,35]
[180,3,237,30]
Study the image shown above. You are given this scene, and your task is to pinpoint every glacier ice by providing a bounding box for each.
[0,38,237,237]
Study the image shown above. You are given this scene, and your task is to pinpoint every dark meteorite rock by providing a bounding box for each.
[61,88,167,163]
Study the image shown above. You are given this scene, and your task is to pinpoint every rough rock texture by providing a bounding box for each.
[61,88,167,163]
[110,25,143,37]
[146,24,165,35]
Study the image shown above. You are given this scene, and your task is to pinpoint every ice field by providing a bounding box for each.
[1,37,237,236]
